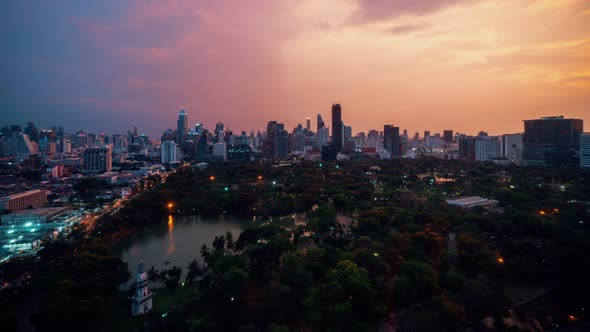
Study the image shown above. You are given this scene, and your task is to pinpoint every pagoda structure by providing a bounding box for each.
[131,260,154,315]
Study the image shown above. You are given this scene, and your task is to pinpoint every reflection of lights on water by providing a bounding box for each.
[168,215,174,232]
[167,215,175,254]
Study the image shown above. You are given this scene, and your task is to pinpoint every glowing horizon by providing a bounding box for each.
[2,0,588,137]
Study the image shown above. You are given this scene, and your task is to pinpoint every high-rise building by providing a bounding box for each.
[213,143,227,161]
[331,104,342,152]
[502,134,523,160]
[367,130,379,148]
[317,127,329,149]
[59,138,71,153]
[75,132,88,147]
[306,117,311,132]
[475,137,501,161]
[343,124,352,142]
[215,122,224,143]
[276,126,289,159]
[24,122,38,142]
[263,121,278,158]
[197,133,209,159]
[581,133,590,168]
[83,146,112,173]
[424,131,430,142]
[383,125,400,157]
[523,116,583,167]
[161,140,180,164]
[177,108,188,144]
[458,136,475,161]
[317,113,325,132]
[8,131,37,158]
[443,130,453,143]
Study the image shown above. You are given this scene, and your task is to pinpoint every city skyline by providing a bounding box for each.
[2,1,589,137]
[3,106,584,140]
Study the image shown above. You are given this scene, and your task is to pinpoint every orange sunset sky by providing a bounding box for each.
[2,0,589,137]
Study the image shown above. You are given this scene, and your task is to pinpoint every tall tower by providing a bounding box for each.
[177,108,188,144]
[581,133,590,168]
[306,117,311,132]
[215,122,225,143]
[131,261,154,316]
[317,113,325,132]
[331,104,342,152]
[384,125,400,157]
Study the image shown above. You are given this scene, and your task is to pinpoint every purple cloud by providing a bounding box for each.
[387,22,429,34]
[351,0,465,23]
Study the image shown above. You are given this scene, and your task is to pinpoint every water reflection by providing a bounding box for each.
[167,214,175,255]
[116,215,244,286]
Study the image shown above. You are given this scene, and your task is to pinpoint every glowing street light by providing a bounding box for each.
[167,203,174,209]
[210,176,216,181]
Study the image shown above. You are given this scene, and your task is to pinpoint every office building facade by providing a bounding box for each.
[383,125,400,157]
[581,133,590,168]
[331,104,342,152]
[523,116,583,167]
[83,146,112,173]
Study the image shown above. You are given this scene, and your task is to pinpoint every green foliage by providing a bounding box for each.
[395,260,439,307]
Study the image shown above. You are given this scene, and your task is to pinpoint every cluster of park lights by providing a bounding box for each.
[539,208,559,216]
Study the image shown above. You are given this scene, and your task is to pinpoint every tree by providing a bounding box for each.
[164,266,183,289]
[226,231,235,251]
[213,235,226,251]
[394,260,439,307]
[186,259,203,283]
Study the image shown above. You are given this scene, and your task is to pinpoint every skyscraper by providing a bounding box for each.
[177,108,188,144]
[83,146,112,173]
[502,134,523,161]
[161,141,180,164]
[306,117,311,132]
[215,122,224,143]
[317,113,325,132]
[581,133,590,168]
[522,116,583,167]
[383,125,400,157]
[443,130,453,143]
[331,104,342,152]
[474,136,501,161]
[343,123,352,142]
[263,121,278,159]
[318,127,329,148]
[276,124,289,159]
[25,122,39,142]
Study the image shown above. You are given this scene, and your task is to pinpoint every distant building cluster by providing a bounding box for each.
[0,106,587,169]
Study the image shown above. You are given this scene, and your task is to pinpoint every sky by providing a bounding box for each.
[1,0,589,138]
